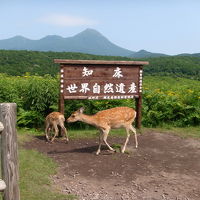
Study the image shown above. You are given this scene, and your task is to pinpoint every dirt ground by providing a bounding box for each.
[24,130,200,200]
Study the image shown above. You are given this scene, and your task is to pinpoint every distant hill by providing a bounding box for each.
[129,49,169,58]
[0,50,200,80]
[0,29,134,57]
[177,53,200,57]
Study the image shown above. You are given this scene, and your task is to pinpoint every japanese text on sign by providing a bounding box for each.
[59,64,143,100]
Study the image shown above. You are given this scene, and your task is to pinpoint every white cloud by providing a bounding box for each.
[39,14,97,26]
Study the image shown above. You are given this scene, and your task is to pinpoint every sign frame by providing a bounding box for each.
[54,59,149,129]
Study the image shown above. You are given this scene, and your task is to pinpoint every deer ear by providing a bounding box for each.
[79,107,85,113]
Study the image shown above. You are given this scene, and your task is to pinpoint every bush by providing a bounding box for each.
[142,76,200,127]
[0,74,199,128]
[0,74,58,128]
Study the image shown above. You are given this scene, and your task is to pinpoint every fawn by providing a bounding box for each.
[45,112,68,142]
[67,107,137,155]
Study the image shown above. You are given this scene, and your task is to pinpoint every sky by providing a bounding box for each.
[0,0,200,55]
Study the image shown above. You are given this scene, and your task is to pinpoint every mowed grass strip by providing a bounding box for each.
[17,130,77,200]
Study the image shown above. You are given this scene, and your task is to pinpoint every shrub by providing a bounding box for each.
[0,74,199,128]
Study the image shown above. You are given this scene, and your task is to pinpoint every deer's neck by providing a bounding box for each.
[80,114,98,127]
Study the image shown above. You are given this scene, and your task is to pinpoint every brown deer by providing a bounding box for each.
[67,107,137,155]
[45,112,68,142]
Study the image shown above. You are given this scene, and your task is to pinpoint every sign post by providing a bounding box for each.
[54,59,148,129]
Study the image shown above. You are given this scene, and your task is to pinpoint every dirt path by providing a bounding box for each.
[24,131,200,200]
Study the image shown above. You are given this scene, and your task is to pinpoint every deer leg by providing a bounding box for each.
[102,129,115,152]
[51,123,59,142]
[121,127,130,153]
[60,122,69,142]
[96,131,103,155]
[63,127,69,142]
[45,122,50,142]
[130,125,138,148]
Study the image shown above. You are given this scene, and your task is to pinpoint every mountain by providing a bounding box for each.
[129,50,169,58]
[1,29,199,57]
[0,36,34,49]
[0,29,134,57]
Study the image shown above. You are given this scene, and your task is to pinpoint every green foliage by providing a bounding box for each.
[17,109,44,127]
[0,50,132,76]
[1,50,200,80]
[142,56,200,80]
[142,76,200,127]
[0,74,58,128]
[0,73,199,128]
[22,75,58,113]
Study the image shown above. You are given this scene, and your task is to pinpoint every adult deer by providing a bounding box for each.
[45,112,69,142]
[67,107,138,155]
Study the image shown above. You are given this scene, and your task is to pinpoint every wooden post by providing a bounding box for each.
[135,95,142,129]
[58,95,65,137]
[59,65,65,137]
[0,122,6,192]
[135,65,143,130]
[59,65,65,115]
[0,103,20,200]
[59,94,64,115]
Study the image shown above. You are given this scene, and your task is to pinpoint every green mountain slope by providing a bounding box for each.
[0,50,200,80]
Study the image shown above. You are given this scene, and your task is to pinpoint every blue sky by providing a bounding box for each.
[0,0,200,55]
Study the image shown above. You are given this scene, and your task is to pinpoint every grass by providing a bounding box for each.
[19,149,76,200]
[142,126,200,139]
[67,126,200,139]
[111,143,122,153]
[18,125,200,140]
[15,129,77,200]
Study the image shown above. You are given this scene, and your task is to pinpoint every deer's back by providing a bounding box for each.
[95,107,136,128]
[46,112,65,124]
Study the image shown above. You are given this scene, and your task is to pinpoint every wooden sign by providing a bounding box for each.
[54,59,149,128]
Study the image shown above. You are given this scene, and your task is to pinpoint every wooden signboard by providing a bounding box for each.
[54,59,149,128]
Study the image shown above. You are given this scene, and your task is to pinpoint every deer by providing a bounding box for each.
[45,112,69,143]
[67,107,138,155]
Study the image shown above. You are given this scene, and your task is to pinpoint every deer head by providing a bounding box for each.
[67,107,85,123]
